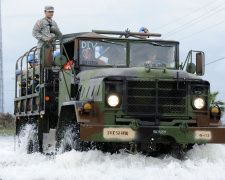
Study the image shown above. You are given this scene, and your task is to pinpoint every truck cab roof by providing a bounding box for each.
[61,32,179,44]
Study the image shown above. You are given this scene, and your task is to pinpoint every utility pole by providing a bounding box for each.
[0,0,3,113]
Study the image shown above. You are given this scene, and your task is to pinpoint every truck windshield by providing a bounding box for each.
[130,42,176,68]
[79,40,126,66]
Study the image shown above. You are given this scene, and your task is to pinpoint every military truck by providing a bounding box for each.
[14,30,224,155]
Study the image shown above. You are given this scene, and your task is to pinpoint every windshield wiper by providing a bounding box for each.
[148,42,173,47]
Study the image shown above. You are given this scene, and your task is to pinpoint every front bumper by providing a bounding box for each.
[80,124,225,144]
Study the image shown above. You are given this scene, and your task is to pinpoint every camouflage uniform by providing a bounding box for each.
[32,6,60,58]
[32,18,59,48]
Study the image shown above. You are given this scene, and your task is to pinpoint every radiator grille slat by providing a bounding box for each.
[125,81,187,115]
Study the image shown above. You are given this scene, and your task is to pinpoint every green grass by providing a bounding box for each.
[0,128,16,135]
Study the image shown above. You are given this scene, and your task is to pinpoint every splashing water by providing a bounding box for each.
[16,124,38,153]
[0,126,225,180]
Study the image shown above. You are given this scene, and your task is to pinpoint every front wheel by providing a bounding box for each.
[61,123,85,152]
[170,143,194,160]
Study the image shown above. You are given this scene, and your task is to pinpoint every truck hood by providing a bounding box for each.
[77,67,201,81]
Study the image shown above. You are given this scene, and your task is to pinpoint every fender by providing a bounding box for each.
[56,101,77,142]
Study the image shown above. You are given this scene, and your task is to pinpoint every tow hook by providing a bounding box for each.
[129,120,139,130]
[129,143,138,154]
[179,121,189,133]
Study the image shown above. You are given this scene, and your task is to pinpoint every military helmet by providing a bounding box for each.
[28,55,38,63]
[139,27,149,33]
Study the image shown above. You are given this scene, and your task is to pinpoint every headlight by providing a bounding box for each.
[193,97,205,109]
[107,95,119,107]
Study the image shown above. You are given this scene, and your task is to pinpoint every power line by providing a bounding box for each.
[163,2,225,38]
[206,56,225,66]
[153,0,220,32]
[164,7,225,38]
[178,19,225,40]
[163,1,225,33]
[165,9,225,38]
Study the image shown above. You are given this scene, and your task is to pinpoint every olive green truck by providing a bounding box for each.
[14,30,224,155]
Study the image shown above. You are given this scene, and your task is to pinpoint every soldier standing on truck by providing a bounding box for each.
[32,6,61,58]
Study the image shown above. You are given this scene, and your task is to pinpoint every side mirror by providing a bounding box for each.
[196,52,205,76]
[186,63,196,74]
[183,50,205,76]
[54,55,67,67]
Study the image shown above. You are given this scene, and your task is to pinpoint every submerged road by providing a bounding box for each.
[0,135,225,180]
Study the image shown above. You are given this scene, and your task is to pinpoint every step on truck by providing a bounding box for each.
[14,30,224,155]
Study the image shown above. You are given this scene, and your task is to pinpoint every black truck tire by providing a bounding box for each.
[27,128,39,154]
[61,123,82,152]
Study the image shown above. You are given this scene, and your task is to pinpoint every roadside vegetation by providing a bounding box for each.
[0,113,16,135]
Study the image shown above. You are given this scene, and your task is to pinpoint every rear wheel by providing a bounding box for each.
[26,127,39,154]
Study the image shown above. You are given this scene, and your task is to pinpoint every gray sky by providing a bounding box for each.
[2,0,225,118]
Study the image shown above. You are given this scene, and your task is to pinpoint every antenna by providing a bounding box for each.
[0,0,3,113]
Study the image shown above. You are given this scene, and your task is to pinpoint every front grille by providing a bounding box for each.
[125,80,187,116]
